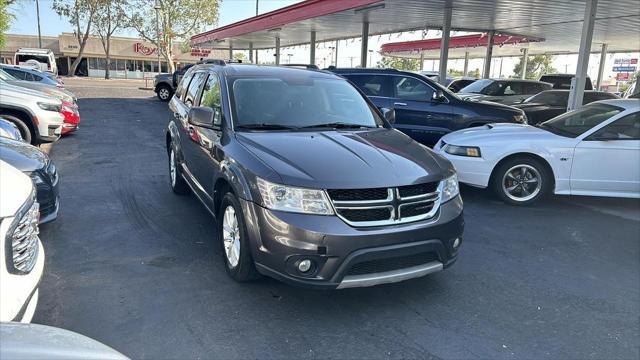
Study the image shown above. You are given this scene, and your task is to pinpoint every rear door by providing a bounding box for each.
[390,75,455,146]
[177,71,208,189]
[571,111,640,195]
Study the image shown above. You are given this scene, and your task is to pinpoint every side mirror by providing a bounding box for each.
[188,106,219,129]
[432,90,446,102]
[380,107,395,124]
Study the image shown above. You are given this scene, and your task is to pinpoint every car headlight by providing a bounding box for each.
[257,177,334,215]
[514,113,527,124]
[444,144,481,157]
[37,102,61,112]
[439,173,460,203]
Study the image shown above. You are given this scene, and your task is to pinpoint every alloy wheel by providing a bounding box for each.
[159,88,170,100]
[501,164,542,202]
[222,206,241,268]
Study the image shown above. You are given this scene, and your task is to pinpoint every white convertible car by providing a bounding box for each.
[435,99,640,205]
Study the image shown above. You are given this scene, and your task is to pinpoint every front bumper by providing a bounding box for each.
[242,195,464,289]
[434,144,492,188]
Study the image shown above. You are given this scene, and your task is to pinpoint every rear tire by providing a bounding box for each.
[157,85,172,102]
[491,157,551,206]
[1,114,33,144]
[168,147,190,195]
[218,192,260,282]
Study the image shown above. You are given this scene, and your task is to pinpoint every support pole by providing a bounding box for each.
[438,5,452,86]
[568,0,598,111]
[275,37,280,65]
[520,47,529,79]
[463,51,469,76]
[335,40,339,66]
[419,52,424,70]
[35,0,42,48]
[249,43,253,63]
[482,31,495,79]
[310,31,316,65]
[360,22,369,68]
[229,45,233,61]
[596,43,608,90]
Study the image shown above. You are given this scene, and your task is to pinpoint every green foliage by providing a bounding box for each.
[377,57,420,71]
[233,52,246,61]
[0,0,14,50]
[513,54,558,80]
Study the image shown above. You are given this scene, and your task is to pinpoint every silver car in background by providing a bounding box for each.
[0,68,76,104]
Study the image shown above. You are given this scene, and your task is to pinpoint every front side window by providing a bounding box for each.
[200,74,223,126]
[393,76,433,101]
[175,69,195,100]
[538,103,624,138]
[589,112,640,140]
[4,68,27,80]
[184,72,207,107]
[229,76,383,129]
[503,82,524,95]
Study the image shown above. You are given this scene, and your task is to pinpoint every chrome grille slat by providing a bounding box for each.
[10,201,40,274]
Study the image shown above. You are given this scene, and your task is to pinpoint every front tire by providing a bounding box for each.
[218,192,260,282]
[156,85,172,102]
[168,147,190,195]
[491,157,551,206]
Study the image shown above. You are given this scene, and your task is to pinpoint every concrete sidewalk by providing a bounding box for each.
[61,76,154,90]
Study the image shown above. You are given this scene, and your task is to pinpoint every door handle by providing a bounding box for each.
[394,102,407,106]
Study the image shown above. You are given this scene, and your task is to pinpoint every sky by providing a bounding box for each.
[6,0,638,84]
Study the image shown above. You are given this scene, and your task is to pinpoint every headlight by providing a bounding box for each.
[514,113,527,124]
[37,102,61,112]
[444,144,481,157]
[30,171,46,185]
[257,178,334,215]
[439,173,459,203]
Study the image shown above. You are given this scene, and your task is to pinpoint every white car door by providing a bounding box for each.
[571,111,640,196]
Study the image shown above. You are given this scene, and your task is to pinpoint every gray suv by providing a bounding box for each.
[166,64,463,289]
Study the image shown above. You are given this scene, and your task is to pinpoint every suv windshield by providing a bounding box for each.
[538,103,623,138]
[524,91,569,106]
[458,79,504,95]
[229,76,383,129]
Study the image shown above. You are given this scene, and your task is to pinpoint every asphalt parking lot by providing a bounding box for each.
[35,80,640,359]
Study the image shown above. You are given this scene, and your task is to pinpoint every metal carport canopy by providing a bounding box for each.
[190,0,640,54]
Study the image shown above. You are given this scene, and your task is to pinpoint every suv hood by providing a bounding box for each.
[236,128,452,189]
[7,80,75,103]
[0,136,48,171]
[0,81,61,103]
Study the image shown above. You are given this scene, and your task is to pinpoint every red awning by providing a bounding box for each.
[381,33,540,54]
[191,0,382,46]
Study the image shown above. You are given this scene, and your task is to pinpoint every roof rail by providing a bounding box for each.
[280,64,319,70]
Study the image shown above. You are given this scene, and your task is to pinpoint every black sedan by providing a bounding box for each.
[0,137,59,223]
[514,90,619,125]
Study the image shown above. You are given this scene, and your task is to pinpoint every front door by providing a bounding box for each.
[391,75,454,146]
[571,112,640,195]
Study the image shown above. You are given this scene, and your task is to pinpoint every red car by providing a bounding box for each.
[61,101,80,134]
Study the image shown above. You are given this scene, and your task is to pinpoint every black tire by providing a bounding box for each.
[218,192,260,282]
[168,146,190,195]
[1,114,33,144]
[490,156,551,206]
[156,84,173,102]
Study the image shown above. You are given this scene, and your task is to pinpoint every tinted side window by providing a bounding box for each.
[592,112,640,140]
[32,74,42,81]
[524,83,544,94]
[344,75,389,97]
[5,68,27,80]
[184,72,207,107]
[393,76,434,101]
[503,82,524,95]
[583,92,616,104]
[175,70,195,100]
[199,74,223,126]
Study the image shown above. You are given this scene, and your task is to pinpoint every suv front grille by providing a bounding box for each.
[346,252,440,276]
[9,201,40,274]
[327,183,441,227]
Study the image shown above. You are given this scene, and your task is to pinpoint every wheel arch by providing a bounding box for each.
[213,162,254,217]
[0,105,39,141]
[489,152,556,191]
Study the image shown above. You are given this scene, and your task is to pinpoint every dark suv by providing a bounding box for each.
[166,64,464,289]
[329,68,527,146]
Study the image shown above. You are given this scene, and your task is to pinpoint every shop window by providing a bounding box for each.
[161,62,168,73]
[136,60,143,72]
[126,59,135,72]
[143,61,151,72]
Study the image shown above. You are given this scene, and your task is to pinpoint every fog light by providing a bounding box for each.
[453,237,461,249]
[298,259,312,273]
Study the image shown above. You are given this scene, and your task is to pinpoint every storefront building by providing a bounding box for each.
[1,33,226,77]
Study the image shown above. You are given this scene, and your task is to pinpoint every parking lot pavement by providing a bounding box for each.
[35,84,640,360]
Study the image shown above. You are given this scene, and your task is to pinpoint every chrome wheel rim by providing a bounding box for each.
[159,88,170,99]
[502,164,542,202]
[222,206,240,268]
[169,149,176,186]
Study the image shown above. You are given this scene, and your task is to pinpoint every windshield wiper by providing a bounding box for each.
[300,122,375,129]
[236,123,299,130]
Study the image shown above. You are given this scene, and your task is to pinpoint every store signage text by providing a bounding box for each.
[614,58,638,65]
[613,66,637,72]
[133,42,158,56]
[191,48,212,57]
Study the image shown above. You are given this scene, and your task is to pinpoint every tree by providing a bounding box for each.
[125,0,220,73]
[53,0,101,76]
[513,54,557,80]
[93,0,127,79]
[377,57,420,71]
[0,0,13,50]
